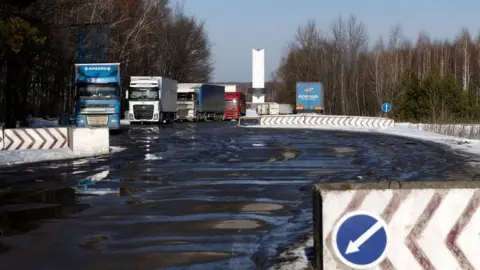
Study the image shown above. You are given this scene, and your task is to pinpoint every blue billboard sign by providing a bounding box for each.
[296,82,324,112]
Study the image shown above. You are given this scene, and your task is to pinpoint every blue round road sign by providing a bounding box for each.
[332,211,389,269]
[381,102,391,113]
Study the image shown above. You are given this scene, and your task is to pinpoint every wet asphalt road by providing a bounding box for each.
[0,122,474,269]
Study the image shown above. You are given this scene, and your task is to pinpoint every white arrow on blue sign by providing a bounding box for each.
[381,102,391,113]
[332,211,389,269]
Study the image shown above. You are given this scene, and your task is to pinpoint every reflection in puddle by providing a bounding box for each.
[75,169,119,196]
[0,188,89,237]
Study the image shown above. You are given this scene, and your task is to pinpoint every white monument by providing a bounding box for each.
[250,48,266,103]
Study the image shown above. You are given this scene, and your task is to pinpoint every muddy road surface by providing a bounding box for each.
[0,122,473,269]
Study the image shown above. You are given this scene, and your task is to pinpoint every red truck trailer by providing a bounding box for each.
[223,91,246,120]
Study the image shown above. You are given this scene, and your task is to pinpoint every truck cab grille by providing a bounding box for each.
[133,105,154,120]
[87,115,108,126]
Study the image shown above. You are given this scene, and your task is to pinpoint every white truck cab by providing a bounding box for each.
[126,76,177,124]
[176,83,201,121]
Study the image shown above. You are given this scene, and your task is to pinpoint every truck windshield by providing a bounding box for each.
[178,93,195,101]
[129,87,159,100]
[225,100,238,106]
[77,84,118,99]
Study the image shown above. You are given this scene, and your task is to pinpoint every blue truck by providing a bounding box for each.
[74,63,121,129]
[195,84,225,121]
[296,82,324,114]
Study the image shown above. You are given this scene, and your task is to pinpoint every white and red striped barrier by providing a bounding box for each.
[313,182,480,270]
[260,114,394,128]
[0,127,109,155]
[2,127,68,150]
[0,128,3,150]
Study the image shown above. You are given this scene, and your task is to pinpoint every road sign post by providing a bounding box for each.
[381,102,391,114]
[332,211,389,269]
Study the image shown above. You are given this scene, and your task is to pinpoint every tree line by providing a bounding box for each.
[0,0,213,127]
[271,15,480,123]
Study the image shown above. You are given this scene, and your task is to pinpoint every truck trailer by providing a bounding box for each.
[196,84,225,121]
[74,63,121,129]
[126,76,177,124]
[223,91,246,120]
[268,102,293,115]
[296,82,324,114]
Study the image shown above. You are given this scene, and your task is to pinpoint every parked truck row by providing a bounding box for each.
[72,63,247,129]
[71,63,323,128]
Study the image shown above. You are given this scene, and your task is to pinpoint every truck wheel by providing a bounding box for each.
[159,114,164,124]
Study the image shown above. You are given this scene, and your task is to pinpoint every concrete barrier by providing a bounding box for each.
[261,114,394,128]
[0,127,109,155]
[68,127,109,155]
[0,127,3,150]
[238,116,261,126]
[313,181,480,270]
[2,127,68,150]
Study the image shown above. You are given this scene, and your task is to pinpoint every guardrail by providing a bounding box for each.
[239,114,394,128]
[312,181,480,269]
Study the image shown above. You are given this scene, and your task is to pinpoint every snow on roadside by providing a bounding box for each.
[402,122,480,139]
[0,146,126,166]
[253,122,480,270]
[27,118,59,127]
[268,235,314,270]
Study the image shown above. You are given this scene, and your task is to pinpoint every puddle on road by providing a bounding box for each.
[0,187,89,237]
[0,169,154,240]
[85,251,233,269]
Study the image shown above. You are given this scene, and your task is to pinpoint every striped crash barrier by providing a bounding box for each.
[1,127,68,151]
[313,181,480,270]
[0,127,3,150]
[259,114,394,128]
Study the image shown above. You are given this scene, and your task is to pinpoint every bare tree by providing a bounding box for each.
[0,0,214,125]
[273,14,480,121]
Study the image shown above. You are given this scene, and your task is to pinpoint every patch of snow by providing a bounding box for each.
[269,236,313,270]
[400,122,480,139]
[0,146,126,166]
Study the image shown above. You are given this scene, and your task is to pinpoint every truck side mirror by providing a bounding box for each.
[125,90,128,99]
